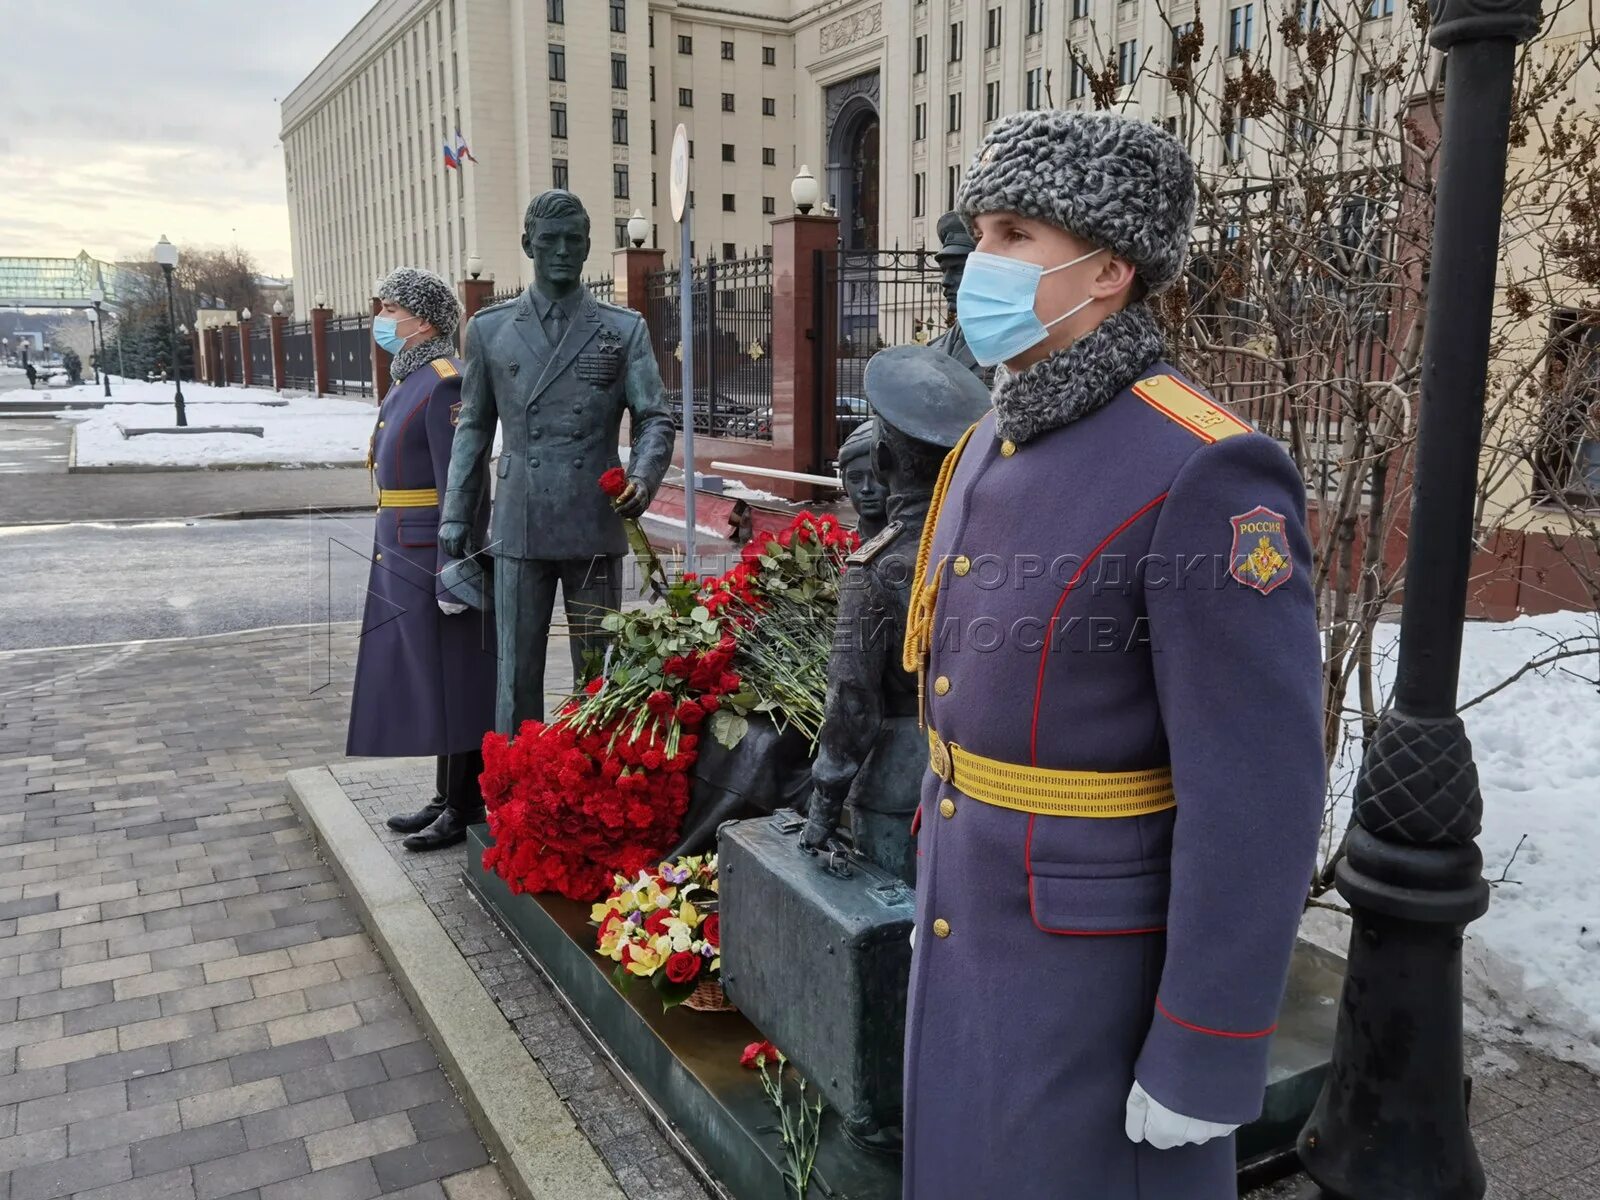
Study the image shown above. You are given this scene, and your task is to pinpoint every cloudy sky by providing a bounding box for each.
[2,1,374,277]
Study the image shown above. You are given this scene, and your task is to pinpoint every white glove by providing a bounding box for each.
[438,600,468,615]
[1124,1081,1239,1150]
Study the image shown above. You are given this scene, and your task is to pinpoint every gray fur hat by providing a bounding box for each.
[377,267,461,340]
[957,109,1197,295]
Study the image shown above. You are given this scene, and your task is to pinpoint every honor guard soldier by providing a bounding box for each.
[900,111,1326,1199]
[347,267,498,852]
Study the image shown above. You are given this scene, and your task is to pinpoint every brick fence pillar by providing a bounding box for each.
[371,293,393,401]
[269,312,286,391]
[310,305,332,398]
[458,278,494,358]
[770,214,841,496]
[238,318,253,388]
[612,246,665,323]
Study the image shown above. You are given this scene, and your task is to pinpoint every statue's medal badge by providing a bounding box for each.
[1228,505,1292,595]
[577,326,625,385]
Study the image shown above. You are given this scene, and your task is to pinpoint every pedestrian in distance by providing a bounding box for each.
[24,362,36,388]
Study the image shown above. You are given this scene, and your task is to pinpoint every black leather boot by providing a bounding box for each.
[386,801,446,834]
[402,749,484,852]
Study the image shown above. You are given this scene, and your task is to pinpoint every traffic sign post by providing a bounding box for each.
[669,124,697,573]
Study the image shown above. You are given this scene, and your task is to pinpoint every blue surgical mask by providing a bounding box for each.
[372,315,420,354]
[956,247,1104,367]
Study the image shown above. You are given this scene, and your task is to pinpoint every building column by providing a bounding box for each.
[310,305,332,398]
[612,246,665,322]
[770,214,841,496]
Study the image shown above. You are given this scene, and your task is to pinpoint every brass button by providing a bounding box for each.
[933,675,951,696]
[377,420,386,428]
[952,555,971,576]
[374,552,383,561]
[1000,439,1017,457]
[939,797,956,819]
[933,918,951,939]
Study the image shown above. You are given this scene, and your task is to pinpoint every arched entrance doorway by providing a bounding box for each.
[824,73,881,251]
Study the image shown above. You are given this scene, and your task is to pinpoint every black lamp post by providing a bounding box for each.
[1297,0,1543,1196]
[89,288,111,398]
[153,235,187,427]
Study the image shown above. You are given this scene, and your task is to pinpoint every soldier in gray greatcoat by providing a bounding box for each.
[440,190,676,737]
[927,211,993,388]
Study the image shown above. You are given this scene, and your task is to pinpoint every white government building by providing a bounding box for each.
[281,0,1413,313]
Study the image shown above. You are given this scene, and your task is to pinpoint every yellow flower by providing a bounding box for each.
[626,945,662,976]
[678,901,699,927]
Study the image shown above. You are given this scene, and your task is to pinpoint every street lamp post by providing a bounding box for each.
[153,235,187,426]
[89,287,111,398]
[1297,0,1543,1196]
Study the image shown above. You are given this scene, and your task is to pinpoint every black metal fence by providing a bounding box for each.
[248,324,273,386]
[327,314,373,397]
[644,255,775,441]
[223,327,243,386]
[282,320,315,392]
[489,283,522,306]
[815,248,947,463]
[587,276,616,305]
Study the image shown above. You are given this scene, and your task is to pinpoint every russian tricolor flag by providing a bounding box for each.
[443,143,459,170]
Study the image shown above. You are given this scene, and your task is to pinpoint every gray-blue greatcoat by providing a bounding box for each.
[903,364,1325,1198]
[347,357,497,758]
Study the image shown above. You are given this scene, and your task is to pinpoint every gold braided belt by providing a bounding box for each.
[377,488,440,508]
[928,729,1176,819]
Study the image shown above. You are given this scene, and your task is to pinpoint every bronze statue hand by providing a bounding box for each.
[799,791,843,856]
[438,520,473,560]
[613,476,652,519]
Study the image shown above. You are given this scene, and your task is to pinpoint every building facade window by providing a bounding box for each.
[615,219,629,248]
[1366,0,1395,17]
[679,87,693,107]
[553,158,569,189]
[1117,39,1139,85]
[1025,66,1044,107]
[915,35,928,73]
[548,45,565,81]
[1027,0,1046,34]
[986,7,1002,48]
[1169,21,1195,63]
[762,46,776,65]
[722,143,736,162]
[609,0,625,32]
[949,21,964,61]
[1070,59,1089,99]
[612,108,628,144]
[722,92,735,112]
[985,80,1001,122]
[946,164,961,210]
[1224,113,1249,161]
[762,146,776,165]
[914,101,927,140]
[914,171,926,217]
[722,193,736,211]
[722,40,735,60]
[650,65,655,100]
[1228,5,1255,55]
[1072,0,1090,17]
[762,97,776,116]
[611,53,627,89]
[948,92,962,131]
[547,0,563,22]
[678,34,693,54]
[763,196,776,214]
[1358,72,1377,138]
[614,164,630,198]
[551,102,568,138]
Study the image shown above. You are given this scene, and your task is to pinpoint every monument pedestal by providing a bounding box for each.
[466,823,1341,1199]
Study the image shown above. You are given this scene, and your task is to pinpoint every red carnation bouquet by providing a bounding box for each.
[600,466,668,599]
[480,509,858,901]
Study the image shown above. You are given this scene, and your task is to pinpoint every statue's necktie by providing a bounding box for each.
[545,305,567,346]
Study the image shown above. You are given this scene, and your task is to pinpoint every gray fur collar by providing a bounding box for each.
[390,335,458,384]
[991,304,1166,445]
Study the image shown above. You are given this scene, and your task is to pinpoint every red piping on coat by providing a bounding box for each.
[1155,996,1276,1039]
[1027,492,1169,766]
[392,386,433,489]
[1025,814,1166,937]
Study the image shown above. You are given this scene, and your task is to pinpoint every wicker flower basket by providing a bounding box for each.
[683,977,737,1013]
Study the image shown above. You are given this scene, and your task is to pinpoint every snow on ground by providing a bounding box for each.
[61,379,376,467]
[1310,610,1600,1066]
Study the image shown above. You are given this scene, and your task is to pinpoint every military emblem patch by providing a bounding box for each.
[449,401,462,427]
[1228,505,1292,595]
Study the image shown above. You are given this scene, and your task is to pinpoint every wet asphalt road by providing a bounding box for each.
[0,513,377,651]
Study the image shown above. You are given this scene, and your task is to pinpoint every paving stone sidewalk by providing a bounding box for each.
[0,626,510,1200]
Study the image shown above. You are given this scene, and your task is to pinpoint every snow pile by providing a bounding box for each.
[1313,611,1600,1065]
[63,380,377,467]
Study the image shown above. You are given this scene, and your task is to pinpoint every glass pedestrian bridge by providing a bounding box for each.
[0,252,126,309]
